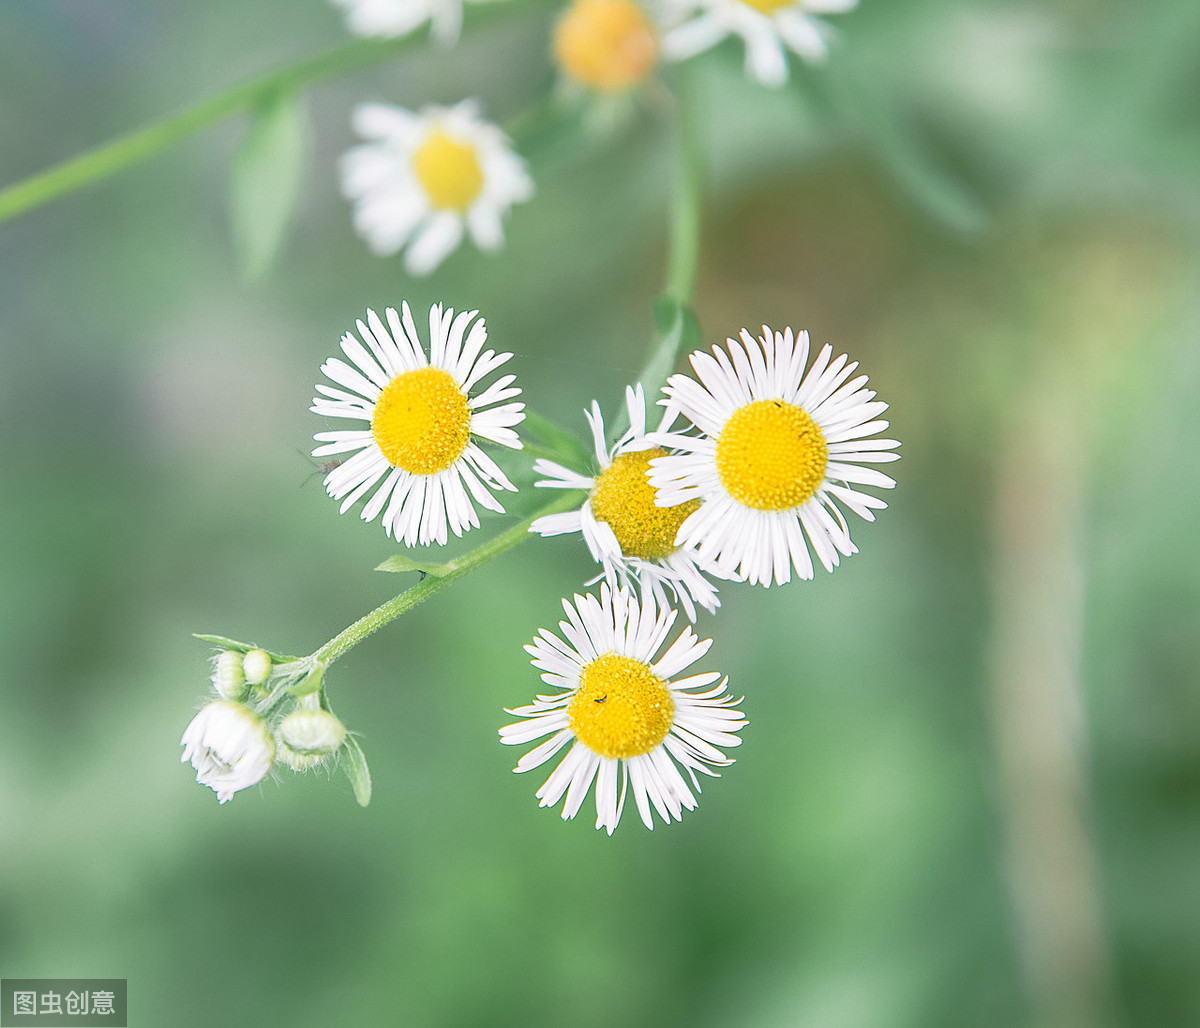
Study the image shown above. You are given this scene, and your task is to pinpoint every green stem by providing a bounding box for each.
[664,69,704,306]
[312,489,585,666]
[0,1,550,225]
[604,75,705,449]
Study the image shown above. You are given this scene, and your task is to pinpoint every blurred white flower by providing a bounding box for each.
[341,100,533,276]
[331,0,499,46]
[180,700,275,804]
[662,0,856,88]
[553,0,659,92]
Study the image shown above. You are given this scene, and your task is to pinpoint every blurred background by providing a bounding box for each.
[2,0,1199,1025]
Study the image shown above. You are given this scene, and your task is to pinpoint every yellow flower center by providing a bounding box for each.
[371,367,471,475]
[715,399,828,511]
[412,129,485,212]
[589,448,700,560]
[568,652,675,760]
[739,0,793,14]
[553,0,658,91]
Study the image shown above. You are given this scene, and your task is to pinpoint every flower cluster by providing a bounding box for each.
[182,3,885,827]
[183,300,897,829]
[181,647,349,803]
[500,320,897,832]
[332,0,860,272]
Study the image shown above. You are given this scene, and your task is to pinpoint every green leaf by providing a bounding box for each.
[823,61,986,234]
[342,736,372,807]
[230,87,306,281]
[643,295,701,401]
[522,410,592,472]
[192,633,297,663]
[375,554,454,576]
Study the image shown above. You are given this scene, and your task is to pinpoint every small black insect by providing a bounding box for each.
[594,695,607,704]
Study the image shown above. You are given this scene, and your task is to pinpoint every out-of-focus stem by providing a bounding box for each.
[664,71,703,307]
[986,376,1114,1028]
[0,0,551,225]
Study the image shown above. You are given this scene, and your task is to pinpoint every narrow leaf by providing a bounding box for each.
[375,554,454,576]
[230,88,306,281]
[342,736,373,807]
[606,296,700,445]
[192,633,297,663]
[823,62,986,234]
[523,410,592,471]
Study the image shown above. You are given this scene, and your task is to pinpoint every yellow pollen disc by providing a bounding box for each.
[569,652,675,760]
[553,0,658,91]
[371,366,471,475]
[715,399,828,511]
[589,448,700,560]
[412,129,485,212]
[739,0,794,13]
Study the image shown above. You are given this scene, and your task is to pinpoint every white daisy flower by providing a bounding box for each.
[649,325,899,587]
[181,700,275,804]
[311,302,526,546]
[331,0,498,46]
[500,585,746,833]
[662,0,857,88]
[530,384,721,622]
[341,100,534,276]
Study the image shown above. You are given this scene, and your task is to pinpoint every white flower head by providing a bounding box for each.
[662,0,857,88]
[500,584,746,834]
[649,325,899,587]
[181,700,275,804]
[530,384,721,622]
[341,100,534,276]
[331,0,499,46]
[311,302,526,546]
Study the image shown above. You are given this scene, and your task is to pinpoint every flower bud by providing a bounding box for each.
[277,709,347,771]
[212,650,246,701]
[180,700,275,803]
[242,648,272,687]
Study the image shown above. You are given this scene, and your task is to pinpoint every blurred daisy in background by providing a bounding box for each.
[649,325,899,586]
[500,585,746,834]
[341,101,533,275]
[662,0,856,87]
[552,0,659,93]
[530,384,721,621]
[311,302,525,546]
[331,0,499,45]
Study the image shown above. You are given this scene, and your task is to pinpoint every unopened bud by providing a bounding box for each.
[277,709,347,771]
[242,648,272,687]
[212,650,246,701]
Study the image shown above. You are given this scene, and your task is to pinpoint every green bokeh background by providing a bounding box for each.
[2,1,1199,1025]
